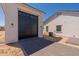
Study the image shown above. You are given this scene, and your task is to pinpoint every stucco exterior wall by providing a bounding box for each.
[1,3,43,43]
[44,14,79,38]
[1,3,18,43]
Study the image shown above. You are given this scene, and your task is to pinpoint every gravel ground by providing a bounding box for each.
[0,43,23,56]
[0,43,24,56]
[0,31,5,43]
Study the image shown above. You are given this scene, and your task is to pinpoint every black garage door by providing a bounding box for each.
[18,11,38,39]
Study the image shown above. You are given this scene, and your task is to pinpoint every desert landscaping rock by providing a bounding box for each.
[0,44,24,56]
[0,31,5,43]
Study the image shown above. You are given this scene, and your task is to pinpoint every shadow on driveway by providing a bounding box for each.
[19,37,54,55]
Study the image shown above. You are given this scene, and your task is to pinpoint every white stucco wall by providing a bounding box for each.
[44,14,79,38]
[1,3,44,43]
[1,3,18,43]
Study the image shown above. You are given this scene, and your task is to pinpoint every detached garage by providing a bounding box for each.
[1,3,44,43]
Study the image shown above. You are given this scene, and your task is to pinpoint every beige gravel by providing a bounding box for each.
[0,31,5,43]
[0,44,24,56]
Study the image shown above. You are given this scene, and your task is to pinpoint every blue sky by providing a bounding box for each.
[0,5,5,26]
[28,3,79,20]
[1,3,79,26]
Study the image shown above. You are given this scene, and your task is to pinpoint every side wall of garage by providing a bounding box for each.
[1,3,18,43]
[1,3,43,43]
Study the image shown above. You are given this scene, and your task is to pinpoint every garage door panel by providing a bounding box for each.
[18,11,38,39]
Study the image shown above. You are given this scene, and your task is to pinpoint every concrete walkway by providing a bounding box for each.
[31,43,79,56]
[58,37,79,49]
[30,37,79,56]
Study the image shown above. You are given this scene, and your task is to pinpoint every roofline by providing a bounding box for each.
[44,10,79,25]
[58,10,79,12]
[44,12,61,25]
[23,3,46,14]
